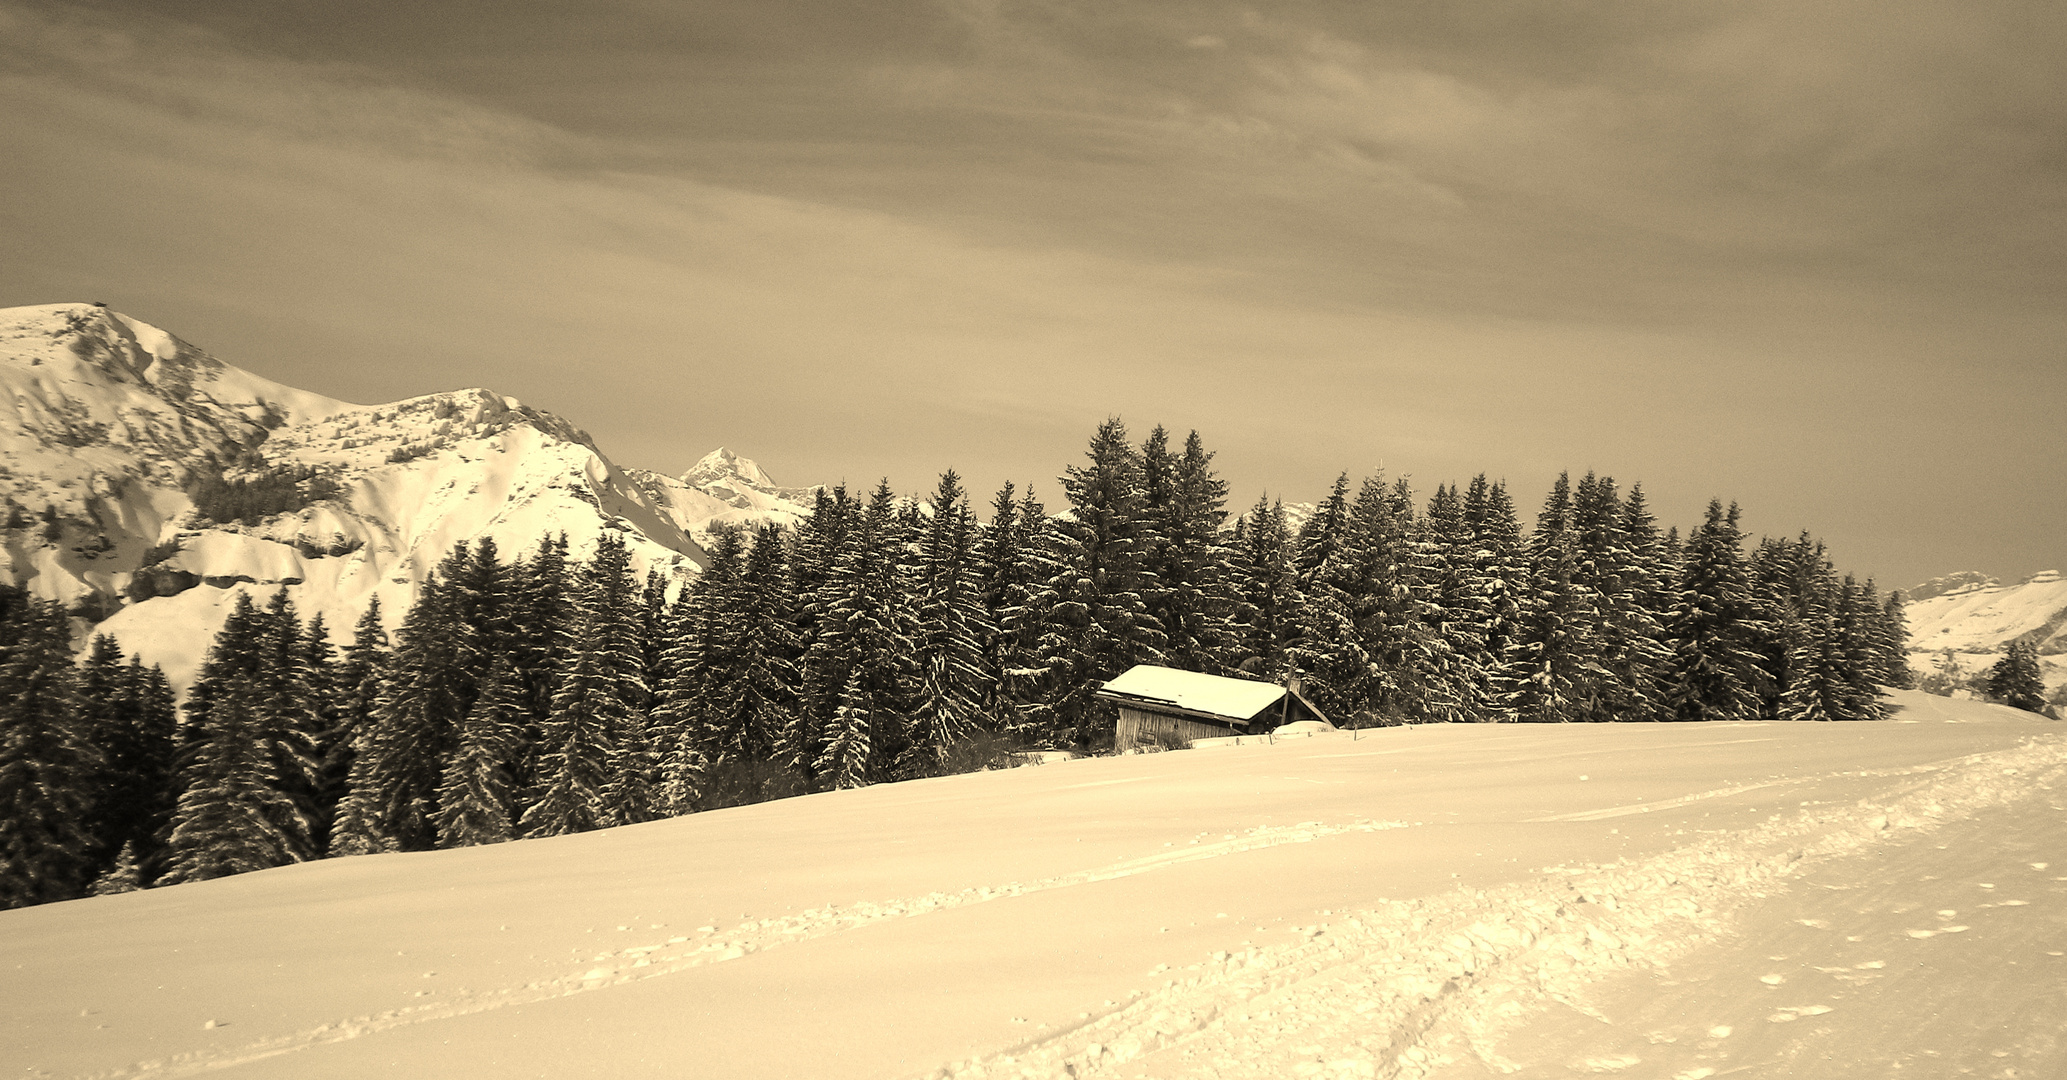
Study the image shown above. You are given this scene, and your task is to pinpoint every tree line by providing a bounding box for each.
[0,418,1921,906]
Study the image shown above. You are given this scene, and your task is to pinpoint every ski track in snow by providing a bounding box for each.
[71,735,2067,1080]
[79,819,1414,1079]
[916,736,2067,1080]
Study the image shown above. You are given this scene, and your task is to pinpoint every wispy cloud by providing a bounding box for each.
[0,0,2061,585]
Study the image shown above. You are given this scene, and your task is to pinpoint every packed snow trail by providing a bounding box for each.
[912,730,2067,1080]
[3,691,2059,1080]
[1436,796,2067,1079]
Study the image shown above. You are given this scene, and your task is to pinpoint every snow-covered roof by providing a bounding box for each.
[1097,665,1299,723]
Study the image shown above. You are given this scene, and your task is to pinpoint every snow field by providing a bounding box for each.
[4,693,2061,1080]
[927,730,2067,1080]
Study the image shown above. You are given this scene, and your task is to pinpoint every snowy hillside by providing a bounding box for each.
[1905,569,2067,693]
[4,690,2061,1080]
[0,303,813,687]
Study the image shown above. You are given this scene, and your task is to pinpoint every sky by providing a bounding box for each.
[1,0,2061,590]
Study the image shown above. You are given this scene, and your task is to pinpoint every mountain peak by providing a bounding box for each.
[682,446,774,490]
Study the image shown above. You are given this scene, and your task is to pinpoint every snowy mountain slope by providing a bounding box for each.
[1904,569,2067,693]
[4,691,2061,1080]
[626,447,817,549]
[0,303,739,687]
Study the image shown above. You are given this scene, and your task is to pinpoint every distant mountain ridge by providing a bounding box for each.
[0,303,815,687]
[1904,569,2067,693]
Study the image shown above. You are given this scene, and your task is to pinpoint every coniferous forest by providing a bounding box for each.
[0,419,1924,907]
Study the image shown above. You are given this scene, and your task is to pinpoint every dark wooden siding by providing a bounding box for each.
[1115,707,1241,749]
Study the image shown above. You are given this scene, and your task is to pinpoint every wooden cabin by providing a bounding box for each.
[1095,665,1331,749]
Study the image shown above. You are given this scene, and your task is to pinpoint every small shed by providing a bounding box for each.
[1095,665,1331,749]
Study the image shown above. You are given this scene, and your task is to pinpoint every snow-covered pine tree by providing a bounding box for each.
[1747,533,1815,719]
[1775,606,1836,722]
[815,672,875,790]
[647,532,719,818]
[1030,419,1167,751]
[1351,474,1446,723]
[299,613,342,848]
[1607,483,1673,721]
[1659,500,1769,722]
[1465,478,1530,720]
[1287,476,1371,724]
[1416,483,1491,723]
[162,592,320,883]
[525,531,655,835]
[434,655,526,846]
[1567,472,1665,723]
[1987,639,2047,713]
[117,655,178,881]
[1499,473,1600,723]
[323,598,392,856]
[77,637,179,885]
[802,482,918,787]
[1834,576,1893,721]
[985,484,1062,743]
[0,600,101,907]
[730,524,803,766]
[77,635,136,875]
[779,486,857,781]
[671,525,747,768]
[1225,495,1301,683]
[904,471,993,775]
[639,569,670,717]
[1141,430,1233,676]
[664,522,801,807]
[1879,589,1915,690]
[347,547,473,851]
[1293,474,1353,595]
[510,534,576,762]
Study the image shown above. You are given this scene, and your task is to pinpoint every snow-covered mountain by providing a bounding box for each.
[1904,569,2067,693]
[0,303,811,687]
[626,446,818,550]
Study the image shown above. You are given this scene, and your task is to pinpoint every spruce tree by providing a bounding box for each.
[0,601,100,907]
[1144,431,1232,675]
[1226,495,1301,683]
[1987,640,2046,713]
[324,598,392,856]
[1659,501,1768,722]
[349,549,473,851]
[1029,419,1167,751]
[1500,473,1599,723]
[434,656,525,846]
[815,672,875,790]
[1604,484,1672,721]
[905,471,992,775]
[1880,590,1916,690]
[1467,479,1530,719]
[163,592,321,883]
[1348,474,1443,723]
[801,482,918,787]
[1417,483,1491,723]
[75,638,179,884]
[524,532,653,835]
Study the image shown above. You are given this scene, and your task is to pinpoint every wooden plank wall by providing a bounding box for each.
[1115,707,1238,749]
